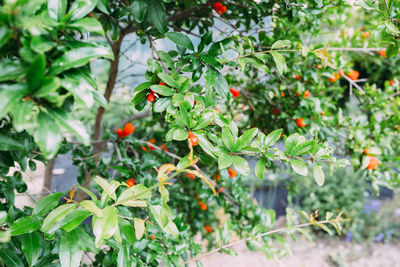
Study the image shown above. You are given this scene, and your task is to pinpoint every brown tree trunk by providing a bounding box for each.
[76,36,124,201]
[42,159,55,197]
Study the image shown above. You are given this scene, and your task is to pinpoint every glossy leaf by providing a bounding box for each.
[68,0,99,21]
[0,84,29,119]
[147,0,167,34]
[27,54,46,90]
[35,111,63,159]
[59,230,81,267]
[21,232,41,266]
[313,164,325,186]
[10,215,41,236]
[0,133,24,151]
[290,159,308,176]
[235,128,258,151]
[270,51,287,74]
[0,248,24,267]
[48,0,67,21]
[218,153,232,169]
[41,204,77,233]
[133,218,145,240]
[32,192,63,216]
[93,206,118,247]
[231,156,250,176]
[166,32,194,51]
[131,0,148,23]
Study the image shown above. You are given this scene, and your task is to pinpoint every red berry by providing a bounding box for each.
[148,93,155,102]
[127,178,135,188]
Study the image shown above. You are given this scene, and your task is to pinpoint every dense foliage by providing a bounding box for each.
[0,0,399,266]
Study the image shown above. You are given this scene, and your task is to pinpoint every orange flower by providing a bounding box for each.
[213,2,227,15]
[363,148,370,155]
[230,88,240,98]
[389,80,394,86]
[281,92,285,97]
[228,168,237,178]
[186,173,195,180]
[127,178,135,188]
[117,123,135,138]
[329,73,340,83]
[361,32,370,38]
[273,107,278,115]
[150,235,155,240]
[378,50,386,58]
[295,75,301,80]
[304,90,311,98]
[347,70,359,81]
[188,132,199,146]
[367,156,380,170]
[296,118,306,128]
[199,202,207,210]
[148,93,155,102]
[204,225,212,233]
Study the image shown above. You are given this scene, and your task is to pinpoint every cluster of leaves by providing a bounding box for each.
[0,0,398,266]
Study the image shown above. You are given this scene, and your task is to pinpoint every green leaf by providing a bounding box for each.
[116,184,151,205]
[153,97,170,113]
[194,111,214,130]
[222,127,235,151]
[173,128,188,141]
[10,215,41,236]
[255,158,267,179]
[41,204,77,233]
[50,44,113,75]
[271,40,291,49]
[235,128,258,151]
[166,32,194,51]
[133,81,152,93]
[0,25,11,49]
[34,76,61,97]
[313,164,325,186]
[197,134,216,158]
[149,205,179,237]
[59,230,82,267]
[133,218,145,240]
[34,112,62,159]
[270,51,287,74]
[0,59,25,82]
[93,206,118,247]
[96,0,110,14]
[77,185,97,201]
[285,133,299,157]
[157,51,174,69]
[59,208,91,233]
[21,232,41,266]
[150,84,174,96]
[386,42,399,58]
[242,57,270,74]
[218,153,232,169]
[0,84,29,119]
[27,53,46,90]
[93,176,117,200]
[0,133,24,151]
[0,248,24,267]
[179,103,190,127]
[214,72,229,99]
[147,0,167,34]
[68,18,105,36]
[265,129,282,147]
[68,0,99,21]
[131,0,148,23]
[48,0,67,21]
[32,192,63,216]
[119,218,135,245]
[290,159,308,176]
[158,73,179,88]
[292,140,315,156]
[80,200,103,217]
[48,109,90,146]
[30,36,57,54]
[231,156,250,176]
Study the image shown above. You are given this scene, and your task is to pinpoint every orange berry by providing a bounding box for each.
[127,178,135,188]
[148,93,155,102]
[204,225,212,233]
[116,128,123,138]
[304,90,311,98]
[281,92,285,97]
[159,81,165,86]
[141,145,148,152]
[295,90,301,97]
[295,75,301,80]
[320,111,325,117]
[150,235,155,240]
[122,123,135,136]
[186,173,195,180]
[389,80,394,86]
[230,88,240,98]
[361,32,370,38]
[188,132,199,146]
[378,50,386,58]
[316,65,322,69]
[161,143,168,151]
[329,73,340,83]
[213,2,227,15]
[228,168,237,179]
[217,187,224,194]
[367,156,379,170]
[215,173,220,181]
[200,202,207,210]
[347,70,359,81]
[296,118,306,128]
